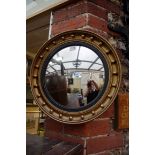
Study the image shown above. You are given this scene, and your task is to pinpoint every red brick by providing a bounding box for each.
[110,129,123,135]
[87,134,124,154]
[89,0,121,15]
[98,103,115,118]
[81,26,109,39]
[53,1,108,23]
[87,2,108,21]
[64,119,111,137]
[86,119,112,136]
[88,14,108,32]
[51,0,121,36]
[44,117,63,133]
[62,134,85,146]
[67,3,87,19]
[64,123,87,137]
[53,8,68,23]
[45,130,85,146]
[53,1,87,23]
[45,130,63,140]
[52,14,87,35]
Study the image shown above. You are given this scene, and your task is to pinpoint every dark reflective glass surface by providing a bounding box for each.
[43,45,106,110]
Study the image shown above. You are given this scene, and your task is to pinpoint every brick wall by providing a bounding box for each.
[45,0,129,154]
[45,103,127,154]
[51,0,122,37]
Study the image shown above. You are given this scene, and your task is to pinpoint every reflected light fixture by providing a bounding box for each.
[73,59,81,68]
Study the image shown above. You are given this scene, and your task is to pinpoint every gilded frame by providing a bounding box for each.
[30,30,122,124]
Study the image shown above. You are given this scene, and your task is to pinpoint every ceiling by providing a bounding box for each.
[46,46,105,75]
[26,0,68,19]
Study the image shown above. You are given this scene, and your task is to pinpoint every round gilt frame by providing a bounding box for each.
[30,30,122,124]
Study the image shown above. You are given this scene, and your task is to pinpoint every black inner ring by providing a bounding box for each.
[41,41,109,112]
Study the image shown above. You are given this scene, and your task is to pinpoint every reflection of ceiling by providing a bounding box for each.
[46,46,105,75]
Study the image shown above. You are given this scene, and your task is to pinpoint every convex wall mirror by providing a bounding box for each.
[30,30,122,124]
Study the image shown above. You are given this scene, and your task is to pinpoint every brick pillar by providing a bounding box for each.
[45,103,125,154]
[45,0,128,154]
[51,0,122,37]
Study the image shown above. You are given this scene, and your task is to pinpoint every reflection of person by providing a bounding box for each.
[84,80,99,103]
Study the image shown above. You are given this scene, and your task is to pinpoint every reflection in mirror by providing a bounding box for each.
[45,46,105,109]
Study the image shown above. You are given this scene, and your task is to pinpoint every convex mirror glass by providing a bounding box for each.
[43,45,107,111]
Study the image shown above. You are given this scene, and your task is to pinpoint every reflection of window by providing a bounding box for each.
[72,72,81,78]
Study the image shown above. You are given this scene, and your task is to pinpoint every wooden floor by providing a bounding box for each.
[26,133,83,155]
